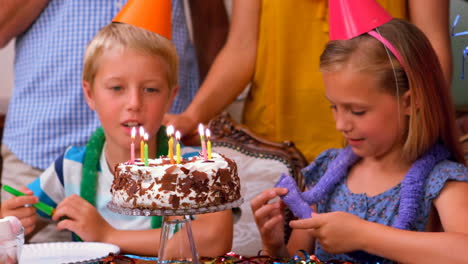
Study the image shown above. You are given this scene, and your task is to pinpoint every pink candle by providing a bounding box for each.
[198,123,207,160]
[130,127,136,164]
[139,126,145,161]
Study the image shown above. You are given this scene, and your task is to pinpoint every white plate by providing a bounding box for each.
[19,242,120,264]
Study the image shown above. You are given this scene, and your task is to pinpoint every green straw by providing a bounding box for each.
[3,185,83,242]
[3,185,55,216]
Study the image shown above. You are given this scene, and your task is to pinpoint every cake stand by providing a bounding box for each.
[108,198,243,264]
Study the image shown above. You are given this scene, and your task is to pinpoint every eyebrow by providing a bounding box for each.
[324,96,369,108]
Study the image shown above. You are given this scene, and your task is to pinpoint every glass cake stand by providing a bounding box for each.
[108,198,243,264]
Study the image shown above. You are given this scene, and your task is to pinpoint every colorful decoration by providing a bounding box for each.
[167,125,175,164]
[139,126,145,162]
[143,133,149,166]
[118,251,354,264]
[451,14,468,79]
[130,127,136,164]
[176,130,181,164]
[198,123,207,160]
[206,128,212,160]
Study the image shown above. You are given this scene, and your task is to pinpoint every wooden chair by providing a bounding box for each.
[461,134,468,163]
[207,112,308,255]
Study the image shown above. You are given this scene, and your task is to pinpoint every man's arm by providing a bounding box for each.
[0,0,49,48]
[408,0,452,85]
[188,0,229,81]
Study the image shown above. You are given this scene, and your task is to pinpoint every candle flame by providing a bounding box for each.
[144,132,149,141]
[205,128,211,139]
[131,127,136,139]
[198,123,204,136]
[166,125,174,136]
[139,126,145,137]
[175,130,181,141]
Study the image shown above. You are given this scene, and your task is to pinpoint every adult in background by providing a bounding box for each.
[165,0,452,163]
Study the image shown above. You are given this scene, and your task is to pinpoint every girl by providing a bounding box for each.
[251,18,468,263]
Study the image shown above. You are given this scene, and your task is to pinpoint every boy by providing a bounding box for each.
[0,5,232,257]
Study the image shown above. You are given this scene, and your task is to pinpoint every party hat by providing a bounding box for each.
[113,0,172,40]
[329,0,392,40]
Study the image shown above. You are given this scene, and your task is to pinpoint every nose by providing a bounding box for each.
[334,111,352,133]
[126,88,142,112]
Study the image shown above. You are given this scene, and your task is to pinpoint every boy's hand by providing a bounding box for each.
[0,186,38,235]
[250,187,289,256]
[289,211,367,254]
[52,194,114,242]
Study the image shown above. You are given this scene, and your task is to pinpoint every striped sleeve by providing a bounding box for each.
[27,156,66,218]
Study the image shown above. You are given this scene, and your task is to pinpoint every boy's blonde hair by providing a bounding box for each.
[320,19,464,164]
[83,23,178,89]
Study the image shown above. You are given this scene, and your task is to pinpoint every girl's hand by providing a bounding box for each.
[52,194,114,242]
[290,211,367,254]
[0,187,38,235]
[250,187,289,256]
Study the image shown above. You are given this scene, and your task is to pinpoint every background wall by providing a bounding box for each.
[0,40,14,115]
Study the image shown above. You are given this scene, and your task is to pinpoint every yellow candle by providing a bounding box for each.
[166,125,175,164]
[139,126,145,162]
[144,133,149,166]
[176,131,181,164]
[206,128,212,160]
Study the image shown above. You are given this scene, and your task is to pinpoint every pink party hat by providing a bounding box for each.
[328,0,405,68]
[113,0,172,40]
[329,0,392,40]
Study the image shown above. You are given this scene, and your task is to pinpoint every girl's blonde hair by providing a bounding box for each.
[320,19,464,164]
[83,23,178,89]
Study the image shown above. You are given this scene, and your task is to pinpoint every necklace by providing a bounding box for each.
[81,126,168,228]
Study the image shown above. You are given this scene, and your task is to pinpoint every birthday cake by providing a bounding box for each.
[111,152,241,210]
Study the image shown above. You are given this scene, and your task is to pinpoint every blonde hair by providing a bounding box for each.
[83,23,178,89]
[320,19,464,164]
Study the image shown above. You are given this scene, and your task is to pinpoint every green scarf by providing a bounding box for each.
[81,126,168,229]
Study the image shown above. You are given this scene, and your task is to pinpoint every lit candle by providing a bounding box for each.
[198,123,207,160]
[176,130,181,164]
[144,133,149,166]
[166,125,175,164]
[139,126,145,162]
[206,128,212,160]
[130,127,136,164]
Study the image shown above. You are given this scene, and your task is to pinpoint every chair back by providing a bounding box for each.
[208,112,308,255]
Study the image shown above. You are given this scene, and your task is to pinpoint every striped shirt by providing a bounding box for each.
[3,0,199,170]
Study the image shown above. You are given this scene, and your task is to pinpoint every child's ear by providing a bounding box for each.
[166,85,179,112]
[402,90,412,115]
[82,80,96,110]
